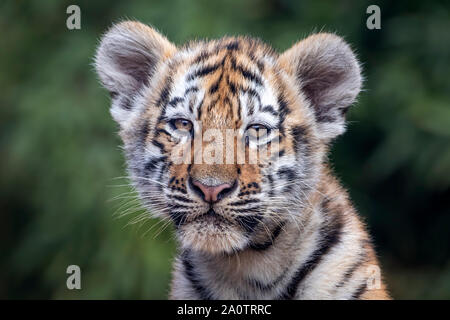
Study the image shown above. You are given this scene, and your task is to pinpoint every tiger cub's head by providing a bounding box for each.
[95,21,361,254]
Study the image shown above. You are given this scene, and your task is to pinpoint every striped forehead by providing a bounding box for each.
[164,40,280,128]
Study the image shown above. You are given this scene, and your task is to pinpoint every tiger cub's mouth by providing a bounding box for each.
[191,208,233,225]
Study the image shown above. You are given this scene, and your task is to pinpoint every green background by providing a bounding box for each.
[1,0,449,299]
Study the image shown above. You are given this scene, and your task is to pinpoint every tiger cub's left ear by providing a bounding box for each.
[94,21,176,126]
[279,33,362,140]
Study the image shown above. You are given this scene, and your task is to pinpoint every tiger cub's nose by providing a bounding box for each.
[190,179,236,203]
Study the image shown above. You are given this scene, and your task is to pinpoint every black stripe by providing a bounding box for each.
[247,98,255,116]
[178,188,187,194]
[236,93,242,120]
[256,60,265,73]
[168,96,184,107]
[188,97,194,113]
[170,204,190,210]
[227,76,237,95]
[277,167,297,182]
[235,214,262,233]
[249,221,285,251]
[182,251,215,300]
[192,51,212,64]
[247,270,286,292]
[155,128,170,138]
[278,215,343,299]
[277,93,291,121]
[170,194,193,203]
[196,97,204,119]
[246,88,262,107]
[267,174,274,197]
[169,210,186,228]
[229,207,261,214]
[225,40,240,51]
[261,105,278,116]
[209,72,223,94]
[144,156,166,173]
[139,120,150,147]
[229,199,260,206]
[223,96,232,112]
[336,251,367,289]
[156,75,173,107]
[119,96,132,110]
[187,62,222,81]
[351,281,367,299]
[207,97,219,112]
[234,64,263,86]
[291,125,308,154]
[157,161,168,191]
[184,86,199,95]
[151,139,165,152]
[245,89,261,117]
[246,270,286,292]
[277,167,298,193]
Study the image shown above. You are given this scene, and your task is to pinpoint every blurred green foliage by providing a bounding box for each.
[0,0,449,299]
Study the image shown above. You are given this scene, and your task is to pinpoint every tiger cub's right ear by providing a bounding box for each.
[94,21,176,124]
[278,33,362,141]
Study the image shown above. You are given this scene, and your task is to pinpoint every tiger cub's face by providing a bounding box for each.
[95,21,361,254]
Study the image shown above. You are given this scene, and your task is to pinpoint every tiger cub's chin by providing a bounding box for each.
[177,216,248,255]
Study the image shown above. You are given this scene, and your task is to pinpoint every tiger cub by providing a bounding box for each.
[95,21,390,299]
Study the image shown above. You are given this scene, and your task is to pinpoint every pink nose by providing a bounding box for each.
[191,180,233,203]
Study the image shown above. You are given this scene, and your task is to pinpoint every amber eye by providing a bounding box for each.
[246,123,270,138]
[169,118,193,132]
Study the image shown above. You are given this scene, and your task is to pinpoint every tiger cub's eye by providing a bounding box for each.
[169,118,193,132]
[246,123,270,138]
